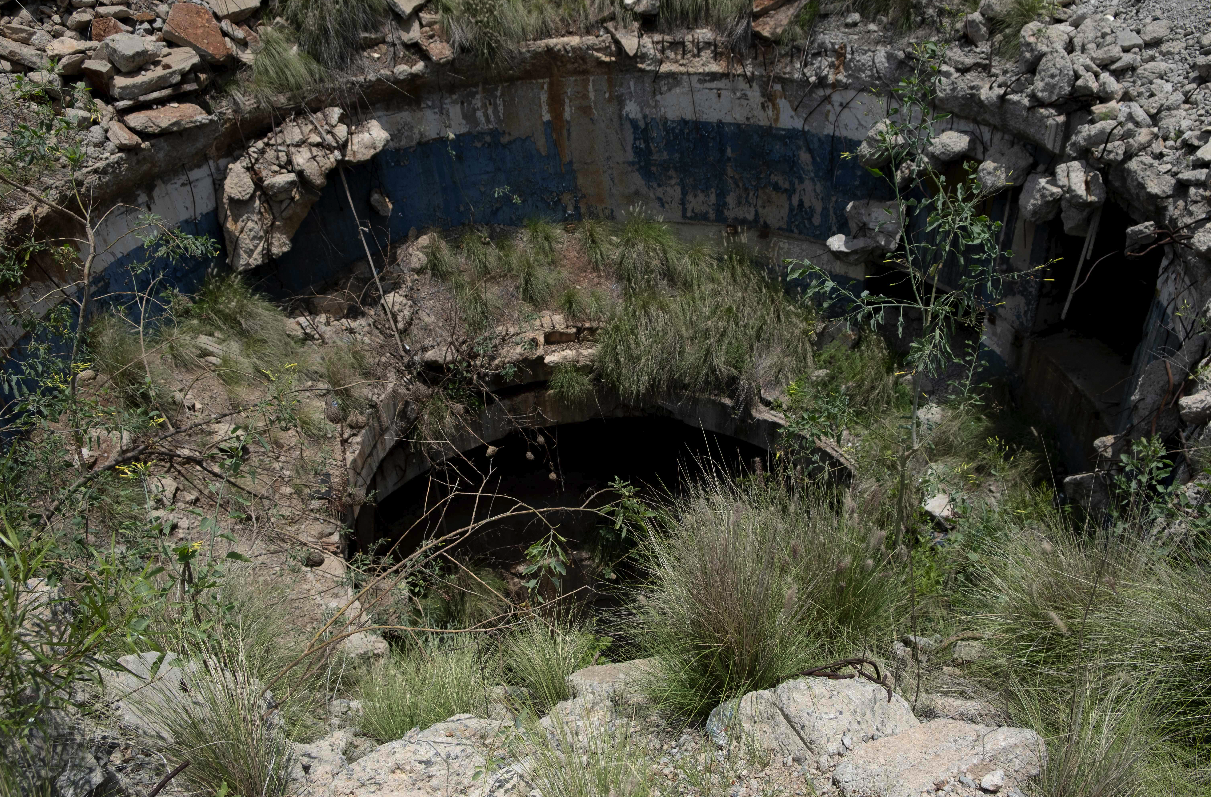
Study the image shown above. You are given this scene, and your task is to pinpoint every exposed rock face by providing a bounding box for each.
[706,677,919,760]
[832,719,1043,797]
[217,110,390,271]
[321,716,523,797]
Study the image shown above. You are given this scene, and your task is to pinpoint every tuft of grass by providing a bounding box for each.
[632,475,903,718]
[1022,674,1154,797]
[511,250,561,307]
[423,236,460,281]
[549,363,593,406]
[246,27,328,98]
[613,211,688,293]
[359,645,490,741]
[659,0,750,48]
[438,0,632,63]
[516,716,653,797]
[578,218,612,272]
[316,341,373,416]
[502,617,601,713]
[282,0,387,68]
[557,286,590,321]
[524,217,562,269]
[88,312,172,413]
[596,250,815,402]
[461,230,499,278]
[993,0,1054,55]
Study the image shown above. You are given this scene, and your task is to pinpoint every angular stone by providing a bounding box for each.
[206,0,260,22]
[46,37,97,59]
[977,141,1034,192]
[110,46,199,99]
[122,103,211,135]
[67,9,95,31]
[1116,29,1143,50]
[345,120,390,163]
[80,58,114,91]
[224,161,255,202]
[1122,155,1177,203]
[164,1,230,64]
[97,5,133,19]
[1054,160,1106,207]
[369,188,393,216]
[753,0,807,40]
[1033,49,1074,104]
[827,234,880,264]
[396,14,421,45]
[105,120,141,148]
[418,31,453,63]
[100,32,156,72]
[846,199,902,250]
[1140,19,1171,45]
[263,171,298,200]
[0,36,49,70]
[90,16,130,40]
[1178,391,1211,426]
[1019,173,1063,222]
[1193,143,1211,167]
[707,677,919,758]
[1089,42,1123,66]
[963,12,988,45]
[832,720,1044,797]
[605,21,639,57]
[1124,221,1157,248]
[1018,21,1069,72]
[927,130,973,163]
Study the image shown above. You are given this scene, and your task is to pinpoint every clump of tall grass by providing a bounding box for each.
[993,0,1056,56]
[502,617,601,713]
[968,513,1211,745]
[359,645,491,741]
[167,274,301,391]
[632,475,903,718]
[660,0,750,48]
[516,716,653,797]
[549,363,593,405]
[88,312,173,414]
[246,27,328,98]
[282,0,386,68]
[438,0,632,63]
[596,250,815,402]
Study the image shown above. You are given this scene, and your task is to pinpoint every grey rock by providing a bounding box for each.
[1090,42,1123,66]
[67,9,94,31]
[63,107,93,129]
[0,35,49,70]
[206,0,261,22]
[977,0,1015,22]
[106,119,141,149]
[100,32,155,72]
[1019,173,1063,222]
[846,199,902,250]
[624,0,659,15]
[263,172,299,200]
[1123,154,1177,202]
[1033,49,1075,103]
[1141,19,1171,46]
[1178,169,1209,186]
[1125,221,1157,248]
[1097,71,1120,100]
[1019,21,1070,72]
[927,130,973,162]
[1116,29,1144,50]
[369,188,393,216]
[1179,391,1211,425]
[827,234,880,264]
[1193,143,1211,167]
[1054,159,1106,208]
[386,0,427,16]
[857,119,901,168]
[977,141,1034,192]
[224,162,255,201]
[290,728,353,793]
[831,720,1043,797]
[707,677,919,758]
[345,119,390,163]
[566,658,653,704]
[110,46,199,99]
[963,12,988,45]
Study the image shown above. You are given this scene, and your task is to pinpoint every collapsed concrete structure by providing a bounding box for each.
[3,0,1211,493]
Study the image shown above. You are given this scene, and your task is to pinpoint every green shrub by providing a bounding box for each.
[632,476,903,718]
[359,645,490,741]
[502,617,601,713]
[282,0,386,67]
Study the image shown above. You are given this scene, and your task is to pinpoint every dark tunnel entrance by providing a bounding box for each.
[367,416,768,600]
[1024,201,1165,468]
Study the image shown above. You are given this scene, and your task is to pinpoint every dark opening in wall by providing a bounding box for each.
[1023,201,1165,468]
[370,416,767,567]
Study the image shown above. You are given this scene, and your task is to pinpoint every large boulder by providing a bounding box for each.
[323,716,524,797]
[976,140,1034,192]
[122,103,211,135]
[832,719,1044,797]
[706,677,919,763]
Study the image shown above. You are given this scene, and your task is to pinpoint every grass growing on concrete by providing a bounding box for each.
[516,716,654,797]
[549,363,593,405]
[359,645,491,741]
[659,0,751,47]
[632,475,904,718]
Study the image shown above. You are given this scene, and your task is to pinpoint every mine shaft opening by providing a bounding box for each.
[1025,201,1166,467]
[367,415,768,606]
